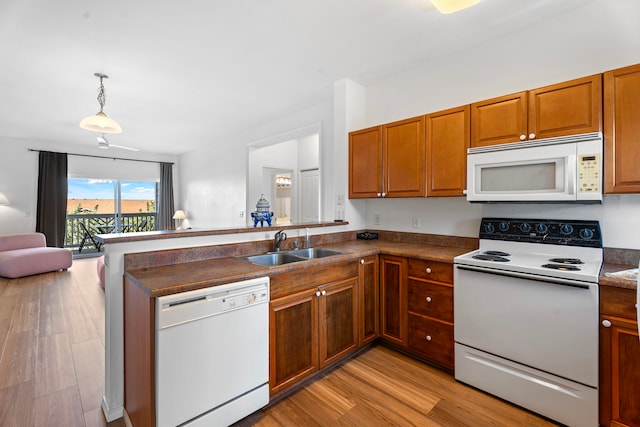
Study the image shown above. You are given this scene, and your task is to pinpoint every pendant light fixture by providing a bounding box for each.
[79,72,122,134]
[431,0,481,14]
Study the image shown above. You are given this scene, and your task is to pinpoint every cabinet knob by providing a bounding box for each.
[529,133,536,139]
[360,259,365,265]
[315,291,321,297]
[377,192,381,197]
[426,296,432,303]
[425,335,432,341]
[381,192,386,197]
[520,135,526,141]
[462,189,467,195]
[602,319,612,328]
[425,267,432,274]
[321,290,327,296]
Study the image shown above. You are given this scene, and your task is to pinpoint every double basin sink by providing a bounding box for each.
[241,247,343,267]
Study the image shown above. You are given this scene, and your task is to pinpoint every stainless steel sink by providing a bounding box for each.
[242,253,306,266]
[288,248,343,259]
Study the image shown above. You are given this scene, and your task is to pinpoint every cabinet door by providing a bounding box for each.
[383,116,426,197]
[599,315,640,427]
[471,92,527,147]
[528,74,602,140]
[604,63,640,193]
[408,314,454,370]
[426,105,470,197]
[349,126,383,198]
[358,255,379,346]
[380,255,407,346]
[269,289,318,395]
[318,278,358,368]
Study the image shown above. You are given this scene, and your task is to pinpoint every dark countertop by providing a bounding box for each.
[600,262,638,291]
[125,239,638,297]
[125,240,474,297]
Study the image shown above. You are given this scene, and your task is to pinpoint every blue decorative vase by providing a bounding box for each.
[251,194,274,227]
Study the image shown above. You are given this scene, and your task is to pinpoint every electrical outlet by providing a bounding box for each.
[239,210,244,218]
[336,194,344,205]
[374,214,381,225]
[412,216,421,228]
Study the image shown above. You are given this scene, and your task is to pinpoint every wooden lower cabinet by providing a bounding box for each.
[269,288,318,396]
[380,255,407,346]
[600,285,640,427]
[406,259,454,370]
[358,255,379,346]
[269,261,359,396]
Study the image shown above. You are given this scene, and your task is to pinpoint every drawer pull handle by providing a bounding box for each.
[602,319,612,328]
[425,268,432,274]
[426,296,432,303]
[425,335,432,341]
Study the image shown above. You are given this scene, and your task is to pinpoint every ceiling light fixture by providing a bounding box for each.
[79,73,122,134]
[431,0,481,14]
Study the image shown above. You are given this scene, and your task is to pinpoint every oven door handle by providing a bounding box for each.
[455,265,592,289]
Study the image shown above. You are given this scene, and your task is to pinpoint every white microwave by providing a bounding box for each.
[466,132,603,203]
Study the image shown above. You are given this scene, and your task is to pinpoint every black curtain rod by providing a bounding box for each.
[27,149,174,165]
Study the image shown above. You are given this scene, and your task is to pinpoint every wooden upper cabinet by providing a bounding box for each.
[349,126,383,198]
[604,63,640,193]
[529,74,602,140]
[426,105,470,196]
[383,116,426,197]
[471,74,602,147]
[471,92,527,147]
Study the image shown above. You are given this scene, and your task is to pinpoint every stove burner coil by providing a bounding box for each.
[542,263,582,271]
[473,254,510,262]
[484,251,511,257]
[548,258,584,264]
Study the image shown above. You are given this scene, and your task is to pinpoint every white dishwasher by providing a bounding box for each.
[155,276,270,427]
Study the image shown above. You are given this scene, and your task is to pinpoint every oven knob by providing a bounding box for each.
[560,224,574,235]
[484,223,495,233]
[498,222,509,232]
[579,228,594,239]
[536,223,548,234]
[520,223,531,233]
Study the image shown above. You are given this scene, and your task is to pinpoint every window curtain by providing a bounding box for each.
[36,151,68,247]
[156,162,175,230]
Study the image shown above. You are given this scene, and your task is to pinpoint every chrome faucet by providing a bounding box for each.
[274,229,287,252]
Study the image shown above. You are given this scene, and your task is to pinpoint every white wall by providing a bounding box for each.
[362,0,640,249]
[0,137,178,235]
[179,101,340,229]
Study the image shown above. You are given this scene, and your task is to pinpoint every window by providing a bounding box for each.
[66,178,157,249]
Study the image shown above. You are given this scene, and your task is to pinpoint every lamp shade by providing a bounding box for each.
[431,0,481,14]
[79,111,122,134]
[173,210,187,220]
[0,192,9,205]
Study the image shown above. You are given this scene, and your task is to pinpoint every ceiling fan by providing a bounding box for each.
[97,134,139,151]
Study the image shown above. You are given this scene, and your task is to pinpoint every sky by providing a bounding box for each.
[68,178,156,200]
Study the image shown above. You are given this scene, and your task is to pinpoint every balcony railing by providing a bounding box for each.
[65,213,156,250]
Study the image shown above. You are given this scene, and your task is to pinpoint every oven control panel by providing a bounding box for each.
[479,218,602,248]
[577,153,601,193]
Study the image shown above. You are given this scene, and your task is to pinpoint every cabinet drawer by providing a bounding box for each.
[408,279,453,322]
[408,259,453,283]
[408,314,453,369]
[600,285,637,320]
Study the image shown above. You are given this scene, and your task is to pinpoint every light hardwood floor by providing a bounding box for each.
[1,258,558,427]
[239,345,559,426]
[0,257,121,427]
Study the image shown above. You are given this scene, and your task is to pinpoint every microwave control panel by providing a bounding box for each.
[577,153,600,193]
